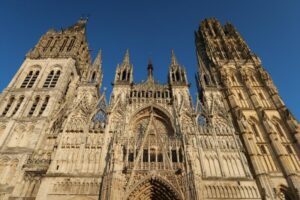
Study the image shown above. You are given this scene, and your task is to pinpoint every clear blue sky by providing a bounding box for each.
[0,0,299,119]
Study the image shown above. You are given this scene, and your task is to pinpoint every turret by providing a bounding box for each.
[168,49,188,86]
[114,49,133,85]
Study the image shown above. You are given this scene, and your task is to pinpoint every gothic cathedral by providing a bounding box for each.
[0,18,299,200]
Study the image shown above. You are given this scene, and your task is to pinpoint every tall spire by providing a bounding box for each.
[171,49,178,66]
[93,49,102,69]
[123,49,130,64]
[147,59,154,81]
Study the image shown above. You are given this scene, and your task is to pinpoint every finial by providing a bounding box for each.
[123,49,130,64]
[171,49,178,65]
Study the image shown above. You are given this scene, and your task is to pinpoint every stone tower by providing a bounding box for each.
[195,18,300,200]
[0,19,107,200]
[0,18,299,200]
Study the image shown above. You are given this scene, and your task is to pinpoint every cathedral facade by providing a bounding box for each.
[0,18,299,200]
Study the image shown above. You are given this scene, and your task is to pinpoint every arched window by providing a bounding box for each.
[27,71,39,88]
[38,96,49,116]
[1,96,15,116]
[50,71,60,87]
[11,96,24,116]
[43,70,61,88]
[28,96,40,117]
[21,70,39,88]
[21,71,33,88]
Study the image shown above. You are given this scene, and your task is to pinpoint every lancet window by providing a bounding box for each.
[1,96,15,117]
[38,96,50,116]
[11,96,25,116]
[21,70,40,88]
[43,70,61,88]
[28,96,40,117]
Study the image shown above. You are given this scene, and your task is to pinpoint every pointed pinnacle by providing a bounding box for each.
[123,49,130,64]
[93,49,102,69]
[171,49,178,65]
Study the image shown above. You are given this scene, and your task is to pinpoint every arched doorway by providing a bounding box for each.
[127,177,182,200]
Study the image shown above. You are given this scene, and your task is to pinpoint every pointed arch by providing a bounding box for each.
[271,117,287,139]
[129,104,175,133]
[126,176,182,200]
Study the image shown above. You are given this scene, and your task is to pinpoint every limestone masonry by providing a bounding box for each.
[0,18,299,200]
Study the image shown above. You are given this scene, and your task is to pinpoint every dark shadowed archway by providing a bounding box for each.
[127,177,182,200]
